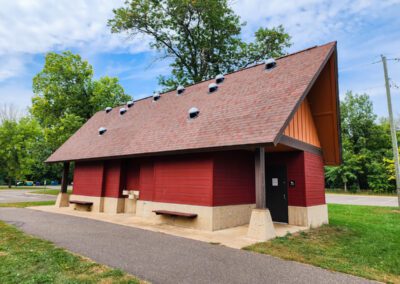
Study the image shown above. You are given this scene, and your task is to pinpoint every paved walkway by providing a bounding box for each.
[0,189,56,203]
[326,193,397,207]
[0,208,372,284]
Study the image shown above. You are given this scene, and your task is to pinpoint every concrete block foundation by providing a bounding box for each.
[288,204,328,228]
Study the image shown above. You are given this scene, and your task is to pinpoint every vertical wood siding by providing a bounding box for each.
[212,151,255,206]
[307,55,341,165]
[73,161,104,196]
[284,98,321,147]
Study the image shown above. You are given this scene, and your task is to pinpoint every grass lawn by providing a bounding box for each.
[0,186,50,190]
[0,201,56,208]
[245,204,400,283]
[0,221,141,283]
[31,189,72,195]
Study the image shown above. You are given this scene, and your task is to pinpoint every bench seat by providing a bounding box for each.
[69,200,93,206]
[153,210,197,219]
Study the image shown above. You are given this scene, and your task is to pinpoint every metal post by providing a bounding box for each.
[255,147,266,208]
[382,55,400,206]
[61,162,70,194]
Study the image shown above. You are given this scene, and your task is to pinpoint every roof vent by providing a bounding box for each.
[98,127,107,135]
[215,74,224,84]
[177,85,185,95]
[188,107,199,119]
[265,58,277,70]
[127,101,134,108]
[208,83,218,93]
[153,92,160,101]
[105,107,112,113]
[119,107,127,115]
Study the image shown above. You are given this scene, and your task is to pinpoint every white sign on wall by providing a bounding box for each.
[272,178,278,186]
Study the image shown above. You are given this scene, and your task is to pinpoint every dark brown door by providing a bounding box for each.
[266,165,288,223]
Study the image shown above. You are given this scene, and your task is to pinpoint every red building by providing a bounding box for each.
[47,42,341,238]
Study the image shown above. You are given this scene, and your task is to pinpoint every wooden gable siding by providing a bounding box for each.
[283,98,321,148]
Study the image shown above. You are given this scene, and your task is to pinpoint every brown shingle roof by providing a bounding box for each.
[46,42,336,163]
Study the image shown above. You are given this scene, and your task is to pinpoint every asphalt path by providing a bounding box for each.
[0,189,56,203]
[0,208,374,284]
[326,193,397,206]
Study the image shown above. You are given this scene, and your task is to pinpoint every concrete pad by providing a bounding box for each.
[29,205,307,249]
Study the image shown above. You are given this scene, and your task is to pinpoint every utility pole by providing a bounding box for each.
[381,55,400,206]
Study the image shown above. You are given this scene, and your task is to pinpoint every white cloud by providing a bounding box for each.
[0,0,150,56]
[0,55,27,82]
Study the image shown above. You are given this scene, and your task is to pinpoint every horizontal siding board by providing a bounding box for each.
[103,160,123,198]
[213,151,255,206]
[73,161,104,197]
[304,151,325,206]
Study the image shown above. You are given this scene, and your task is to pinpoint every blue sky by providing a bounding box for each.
[1,0,400,119]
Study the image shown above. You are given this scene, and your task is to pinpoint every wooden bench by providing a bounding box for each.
[70,200,93,211]
[153,210,197,219]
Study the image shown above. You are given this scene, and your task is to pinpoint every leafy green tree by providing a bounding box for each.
[109,0,291,90]
[326,91,395,192]
[90,76,129,112]
[32,51,131,151]
[0,117,43,187]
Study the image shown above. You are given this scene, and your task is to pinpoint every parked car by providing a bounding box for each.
[25,181,34,186]
[16,181,24,186]
[50,180,59,185]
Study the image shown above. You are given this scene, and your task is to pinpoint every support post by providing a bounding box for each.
[61,162,70,193]
[248,147,276,241]
[56,162,70,207]
[255,147,266,208]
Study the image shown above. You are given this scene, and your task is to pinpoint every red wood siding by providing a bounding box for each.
[153,155,213,206]
[266,152,306,207]
[103,159,124,198]
[126,159,140,190]
[304,151,326,206]
[213,151,255,206]
[73,161,104,196]
[139,160,155,201]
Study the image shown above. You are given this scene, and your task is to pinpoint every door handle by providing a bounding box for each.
[283,194,286,200]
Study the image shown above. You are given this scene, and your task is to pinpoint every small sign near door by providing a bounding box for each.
[272,178,278,186]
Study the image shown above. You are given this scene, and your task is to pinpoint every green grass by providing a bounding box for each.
[0,201,56,208]
[31,189,72,195]
[245,204,400,283]
[0,186,50,190]
[0,221,142,283]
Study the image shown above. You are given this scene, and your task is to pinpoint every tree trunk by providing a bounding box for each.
[8,178,11,188]
[344,182,347,192]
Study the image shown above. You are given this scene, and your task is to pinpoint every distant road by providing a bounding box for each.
[0,190,56,203]
[326,194,397,207]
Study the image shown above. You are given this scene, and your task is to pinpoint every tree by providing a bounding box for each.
[32,51,131,151]
[109,0,291,90]
[325,91,395,192]
[90,76,130,112]
[0,117,43,187]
